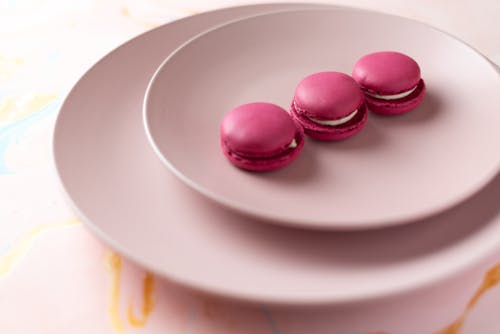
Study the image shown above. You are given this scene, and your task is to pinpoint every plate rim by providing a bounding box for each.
[53,3,500,306]
[143,7,500,230]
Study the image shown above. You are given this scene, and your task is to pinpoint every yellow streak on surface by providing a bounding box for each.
[0,99,15,120]
[436,263,500,334]
[0,219,80,277]
[105,251,125,333]
[0,56,23,65]
[105,251,156,332]
[127,273,156,327]
[0,55,24,80]
[467,264,500,309]
[438,316,465,334]
[0,94,58,123]
[121,6,130,17]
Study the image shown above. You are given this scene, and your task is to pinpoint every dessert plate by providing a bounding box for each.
[144,8,500,229]
[54,4,500,305]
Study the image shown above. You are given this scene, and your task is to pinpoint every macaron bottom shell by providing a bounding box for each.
[290,102,368,141]
[221,123,305,172]
[365,79,426,115]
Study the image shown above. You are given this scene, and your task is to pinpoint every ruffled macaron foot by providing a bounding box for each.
[291,101,368,140]
[364,79,426,115]
[220,102,305,172]
[290,71,368,141]
[352,51,426,115]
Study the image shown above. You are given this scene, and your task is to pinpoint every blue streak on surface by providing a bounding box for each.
[0,245,8,257]
[184,305,198,334]
[0,97,62,174]
[262,307,281,334]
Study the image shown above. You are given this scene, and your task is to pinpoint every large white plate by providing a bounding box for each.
[54,4,500,305]
[144,8,500,229]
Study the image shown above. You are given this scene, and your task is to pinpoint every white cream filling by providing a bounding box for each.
[365,85,417,100]
[288,139,298,149]
[307,109,358,127]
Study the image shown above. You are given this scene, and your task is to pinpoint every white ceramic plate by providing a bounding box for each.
[144,8,500,230]
[54,4,500,305]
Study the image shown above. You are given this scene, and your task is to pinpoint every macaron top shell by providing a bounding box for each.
[293,72,364,120]
[220,102,298,158]
[352,51,421,94]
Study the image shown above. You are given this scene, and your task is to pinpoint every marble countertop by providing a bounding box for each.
[1,1,499,333]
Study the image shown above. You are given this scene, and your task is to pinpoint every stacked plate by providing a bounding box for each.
[54,3,500,331]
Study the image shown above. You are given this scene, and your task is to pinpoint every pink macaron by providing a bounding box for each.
[290,71,368,141]
[352,51,426,115]
[220,102,305,172]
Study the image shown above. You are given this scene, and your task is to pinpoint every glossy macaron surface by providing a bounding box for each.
[293,71,364,120]
[352,51,425,115]
[352,51,421,94]
[291,71,367,140]
[220,102,304,171]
